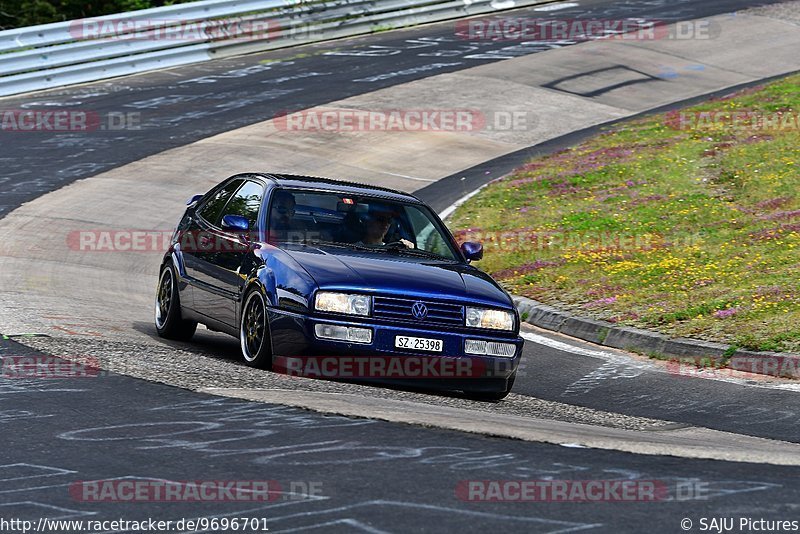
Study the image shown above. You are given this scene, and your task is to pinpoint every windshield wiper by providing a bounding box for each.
[380,243,450,261]
[303,240,374,251]
[303,239,451,260]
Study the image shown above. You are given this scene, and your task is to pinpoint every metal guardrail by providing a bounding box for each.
[0,0,554,97]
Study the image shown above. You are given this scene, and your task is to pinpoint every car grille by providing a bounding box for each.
[372,296,464,326]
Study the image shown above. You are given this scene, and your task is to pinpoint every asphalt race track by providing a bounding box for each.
[3,337,800,533]
[2,0,800,532]
[514,328,800,443]
[0,0,791,218]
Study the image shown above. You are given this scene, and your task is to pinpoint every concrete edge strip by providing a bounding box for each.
[428,71,800,379]
[513,295,799,371]
[198,387,800,466]
[510,304,800,382]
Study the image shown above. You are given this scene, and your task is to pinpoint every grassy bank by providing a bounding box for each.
[449,74,800,353]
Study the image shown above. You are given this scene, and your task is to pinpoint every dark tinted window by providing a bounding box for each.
[221,180,264,229]
[267,189,460,261]
[197,179,243,226]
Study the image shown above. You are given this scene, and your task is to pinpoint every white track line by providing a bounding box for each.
[438,183,490,220]
[520,331,800,392]
[521,331,631,363]
[534,2,580,11]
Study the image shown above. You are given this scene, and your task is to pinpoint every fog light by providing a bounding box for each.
[465,339,516,357]
[314,324,372,344]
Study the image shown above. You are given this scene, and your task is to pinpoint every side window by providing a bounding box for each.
[197,179,243,226]
[221,180,264,230]
[407,206,456,260]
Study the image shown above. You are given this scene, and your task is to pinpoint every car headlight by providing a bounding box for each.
[315,292,371,316]
[465,307,514,331]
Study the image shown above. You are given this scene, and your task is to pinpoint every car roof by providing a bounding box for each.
[256,173,423,204]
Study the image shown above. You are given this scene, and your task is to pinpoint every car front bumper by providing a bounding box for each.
[266,309,523,391]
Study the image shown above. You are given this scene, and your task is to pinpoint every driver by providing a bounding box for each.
[268,190,297,243]
[357,203,414,248]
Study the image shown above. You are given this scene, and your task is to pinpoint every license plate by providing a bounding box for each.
[395,336,443,352]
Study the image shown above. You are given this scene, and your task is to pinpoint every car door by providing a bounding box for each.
[194,179,265,327]
[183,178,243,322]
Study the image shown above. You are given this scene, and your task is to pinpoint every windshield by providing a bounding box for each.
[266,189,461,261]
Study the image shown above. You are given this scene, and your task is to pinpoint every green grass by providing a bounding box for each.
[449,74,800,353]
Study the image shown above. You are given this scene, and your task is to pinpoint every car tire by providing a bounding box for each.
[240,288,273,369]
[467,372,516,402]
[154,264,197,341]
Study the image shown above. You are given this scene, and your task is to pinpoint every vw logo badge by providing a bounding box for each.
[411,302,428,320]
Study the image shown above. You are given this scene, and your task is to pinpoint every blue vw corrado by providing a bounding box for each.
[155,173,523,399]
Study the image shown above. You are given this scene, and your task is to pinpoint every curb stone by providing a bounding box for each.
[512,295,800,379]
[559,316,612,346]
[662,338,730,361]
[603,326,670,355]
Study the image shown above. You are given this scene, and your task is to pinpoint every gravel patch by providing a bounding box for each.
[18,334,674,432]
[743,0,800,25]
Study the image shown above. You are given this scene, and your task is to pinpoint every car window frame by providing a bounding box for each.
[195,178,245,228]
[196,175,268,238]
[217,178,267,234]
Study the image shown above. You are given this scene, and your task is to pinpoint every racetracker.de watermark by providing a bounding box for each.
[455,480,710,502]
[68,18,283,42]
[68,230,180,253]
[1,356,104,378]
[451,229,700,253]
[666,111,800,132]
[667,356,800,379]
[69,480,322,502]
[66,229,266,253]
[273,355,504,379]
[455,18,716,41]
[1,110,141,132]
[273,109,536,132]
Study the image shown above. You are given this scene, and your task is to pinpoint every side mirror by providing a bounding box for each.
[221,214,250,232]
[186,194,204,206]
[461,241,483,262]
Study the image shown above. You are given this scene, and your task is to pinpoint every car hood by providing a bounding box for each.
[281,245,513,308]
